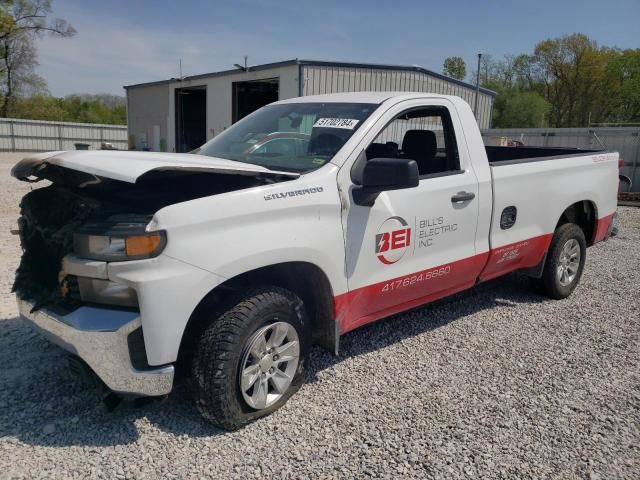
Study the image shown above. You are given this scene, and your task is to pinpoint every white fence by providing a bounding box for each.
[0,117,128,152]
[482,127,640,192]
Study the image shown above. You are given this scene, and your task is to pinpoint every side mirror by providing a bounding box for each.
[352,157,419,206]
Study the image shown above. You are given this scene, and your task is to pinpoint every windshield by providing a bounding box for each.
[197,102,378,172]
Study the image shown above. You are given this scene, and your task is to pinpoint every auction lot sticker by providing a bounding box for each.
[313,118,359,129]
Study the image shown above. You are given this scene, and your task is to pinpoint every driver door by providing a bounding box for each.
[337,99,484,333]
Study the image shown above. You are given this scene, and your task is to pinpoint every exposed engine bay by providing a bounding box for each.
[13,162,292,310]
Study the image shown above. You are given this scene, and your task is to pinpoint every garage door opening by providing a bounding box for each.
[232,78,279,123]
[175,86,206,153]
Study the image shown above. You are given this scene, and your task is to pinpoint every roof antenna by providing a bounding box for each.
[234,56,249,72]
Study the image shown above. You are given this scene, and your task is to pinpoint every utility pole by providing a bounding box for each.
[474,53,482,119]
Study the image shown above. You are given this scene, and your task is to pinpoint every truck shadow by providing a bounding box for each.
[1,273,546,447]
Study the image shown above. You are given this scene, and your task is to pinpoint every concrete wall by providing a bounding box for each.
[127,83,170,151]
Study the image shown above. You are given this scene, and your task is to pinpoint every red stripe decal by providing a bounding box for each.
[334,253,488,334]
[479,233,553,282]
[592,213,614,244]
[335,233,554,333]
[334,218,613,334]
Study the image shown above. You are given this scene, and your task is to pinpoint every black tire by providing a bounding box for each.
[534,223,586,299]
[191,286,310,431]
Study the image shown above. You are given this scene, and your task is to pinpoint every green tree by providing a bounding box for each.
[443,56,466,80]
[475,35,640,128]
[10,93,126,124]
[532,33,613,127]
[11,94,61,119]
[601,48,640,123]
[473,54,550,127]
[0,0,75,117]
[59,94,126,124]
[489,84,550,128]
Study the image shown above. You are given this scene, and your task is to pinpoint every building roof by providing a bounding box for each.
[275,91,460,104]
[124,59,496,97]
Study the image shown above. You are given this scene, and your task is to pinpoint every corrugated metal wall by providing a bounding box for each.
[482,127,640,192]
[301,64,494,129]
[0,118,128,151]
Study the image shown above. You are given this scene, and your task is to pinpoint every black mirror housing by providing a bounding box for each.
[353,157,419,206]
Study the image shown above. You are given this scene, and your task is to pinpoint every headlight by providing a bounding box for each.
[73,231,166,261]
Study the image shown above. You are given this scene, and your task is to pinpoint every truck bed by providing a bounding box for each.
[481,148,619,281]
[486,145,602,165]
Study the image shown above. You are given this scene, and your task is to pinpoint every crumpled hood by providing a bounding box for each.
[11,150,299,183]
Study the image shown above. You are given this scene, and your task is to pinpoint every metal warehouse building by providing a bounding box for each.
[124,59,496,153]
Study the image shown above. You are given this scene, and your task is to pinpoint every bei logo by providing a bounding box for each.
[375,216,412,264]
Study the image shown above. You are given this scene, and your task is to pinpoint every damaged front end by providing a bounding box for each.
[12,178,177,397]
[13,183,166,311]
[12,152,296,397]
[14,186,101,310]
[13,156,293,309]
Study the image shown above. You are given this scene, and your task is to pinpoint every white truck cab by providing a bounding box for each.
[12,93,618,429]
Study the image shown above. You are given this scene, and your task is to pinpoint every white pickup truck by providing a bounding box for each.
[12,92,618,430]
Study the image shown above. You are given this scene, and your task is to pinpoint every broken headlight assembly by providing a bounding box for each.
[73,216,167,262]
[62,217,167,308]
[73,231,166,261]
[73,231,167,262]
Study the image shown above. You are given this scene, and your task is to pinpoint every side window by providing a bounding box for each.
[365,107,460,177]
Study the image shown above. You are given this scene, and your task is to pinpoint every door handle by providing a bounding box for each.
[451,191,475,203]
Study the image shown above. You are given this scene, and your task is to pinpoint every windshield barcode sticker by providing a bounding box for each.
[313,118,359,129]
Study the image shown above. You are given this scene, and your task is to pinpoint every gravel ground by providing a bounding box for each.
[0,153,638,479]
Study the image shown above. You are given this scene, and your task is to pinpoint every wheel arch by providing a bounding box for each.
[555,200,598,246]
[177,261,338,374]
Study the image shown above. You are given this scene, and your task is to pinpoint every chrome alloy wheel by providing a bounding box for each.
[239,321,300,410]
[557,238,581,287]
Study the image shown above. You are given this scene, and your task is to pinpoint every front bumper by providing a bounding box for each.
[17,298,174,396]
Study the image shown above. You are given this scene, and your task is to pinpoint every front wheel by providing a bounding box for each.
[191,287,309,431]
[534,223,586,299]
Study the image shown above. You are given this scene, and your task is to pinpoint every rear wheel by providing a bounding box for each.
[191,287,309,430]
[534,223,586,299]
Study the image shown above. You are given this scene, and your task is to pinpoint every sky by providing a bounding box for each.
[37,0,640,97]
